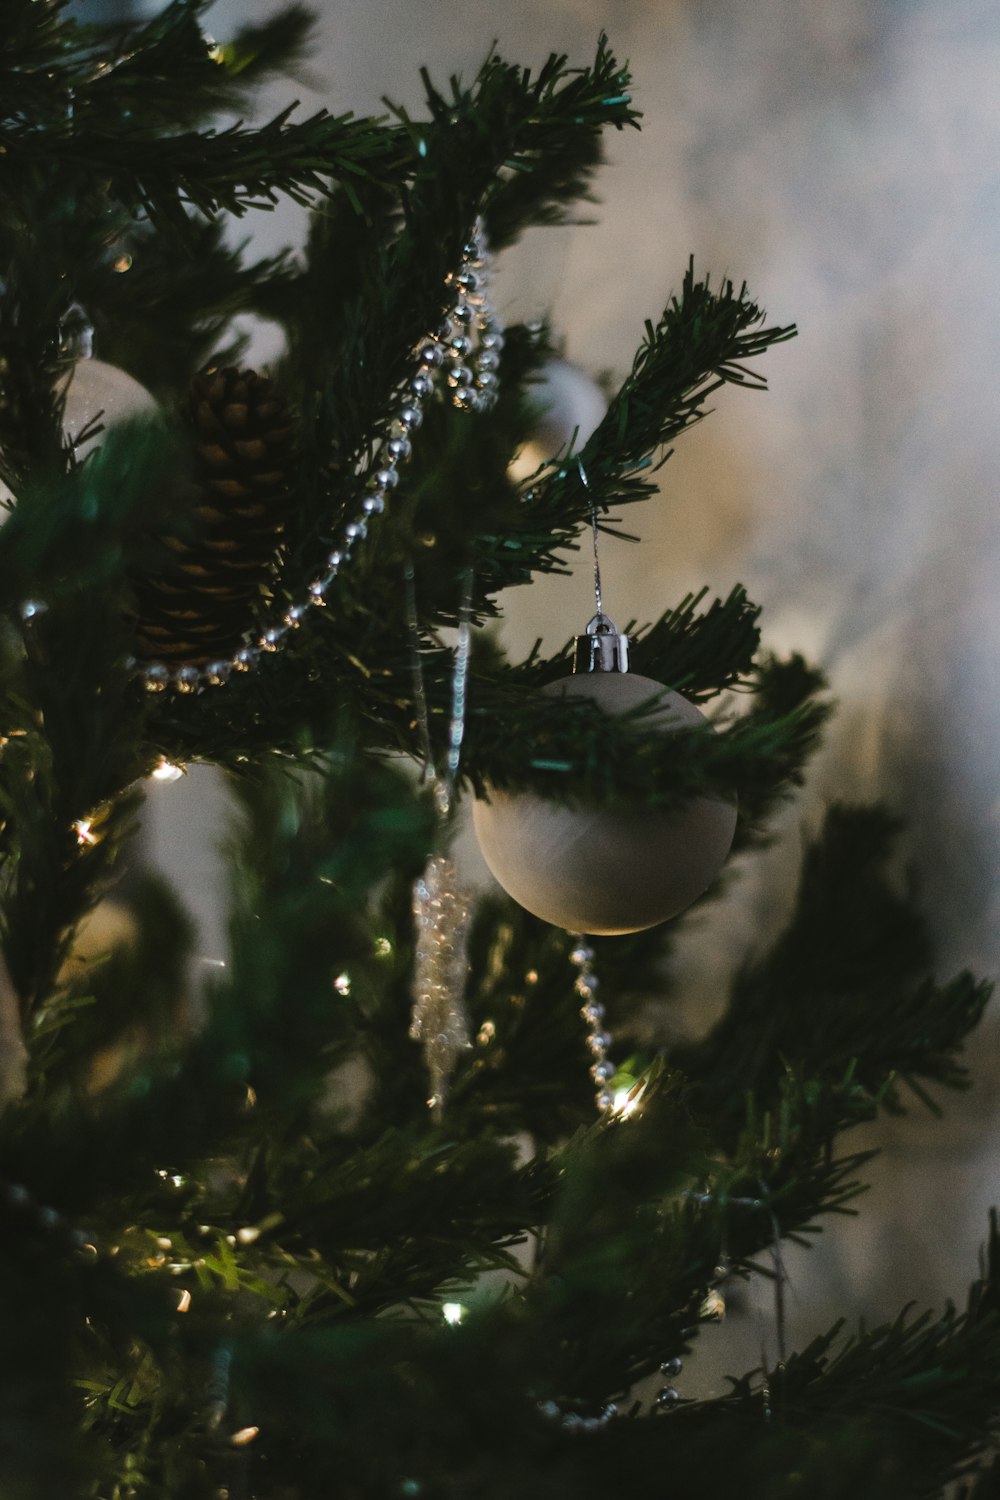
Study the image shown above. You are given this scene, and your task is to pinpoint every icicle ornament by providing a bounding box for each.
[409,852,473,1116]
[406,564,479,1117]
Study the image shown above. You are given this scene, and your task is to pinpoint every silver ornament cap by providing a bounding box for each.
[573,612,630,674]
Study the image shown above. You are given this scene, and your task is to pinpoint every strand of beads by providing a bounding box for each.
[440,230,503,414]
[1,1175,95,1258]
[655,1356,684,1412]
[568,937,617,1115]
[132,220,502,696]
[565,942,690,1420]
[536,1397,619,1434]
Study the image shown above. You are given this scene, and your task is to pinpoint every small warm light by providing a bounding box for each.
[112,253,133,273]
[612,1085,642,1119]
[230,1426,260,1448]
[507,443,551,485]
[151,757,184,783]
[700,1289,726,1320]
[73,818,97,846]
[373,936,392,958]
[333,972,351,996]
[236,1225,261,1246]
[442,1302,466,1326]
[177,1288,192,1313]
[525,969,539,985]
[476,1019,496,1046]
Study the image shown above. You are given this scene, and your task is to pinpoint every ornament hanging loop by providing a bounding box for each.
[574,612,630,674]
[574,459,629,673]
[577,458,604,620]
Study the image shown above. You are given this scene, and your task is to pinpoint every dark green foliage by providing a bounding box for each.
[679,804,993,1141]
[0,5,993,1499]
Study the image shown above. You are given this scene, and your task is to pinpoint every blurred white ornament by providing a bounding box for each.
[472,619,736,935]
[0,358,158,525]
[509,359,607,483]
[60,358,160,460]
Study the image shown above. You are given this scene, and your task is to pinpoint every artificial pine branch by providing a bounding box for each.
[679,804,993,1142]
[74,216,298,400]
[0,8,994,1498]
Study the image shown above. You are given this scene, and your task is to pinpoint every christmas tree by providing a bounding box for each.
[0,4,995,1497]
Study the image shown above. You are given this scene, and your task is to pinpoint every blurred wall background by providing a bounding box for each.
[142,0,1000,1387]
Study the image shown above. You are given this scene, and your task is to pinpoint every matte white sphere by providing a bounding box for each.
[508,360,607,482]
[60,358,160,459]
[472,672,737,935]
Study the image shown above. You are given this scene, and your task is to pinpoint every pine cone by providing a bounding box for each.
[132,367,295,666]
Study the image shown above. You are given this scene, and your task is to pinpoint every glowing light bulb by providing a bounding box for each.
[230,1426,260,1448]
[612,1087,639,1118]
[700,1289,726,1320]
[442,1302,466,1326]
[151,757,184,782]
[177,1288,192,1313]
[73,818,97,846]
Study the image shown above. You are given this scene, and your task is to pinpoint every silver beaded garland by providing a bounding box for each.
[568,937,619,1116]
[2,1175,93,1258]
[100,219,502,696]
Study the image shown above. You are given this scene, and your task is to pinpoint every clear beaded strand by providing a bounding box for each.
[568,937,617,1116]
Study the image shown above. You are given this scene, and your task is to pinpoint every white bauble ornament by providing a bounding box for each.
[508,359,607,482]
[60,358,160,459]
[472,633,736,935]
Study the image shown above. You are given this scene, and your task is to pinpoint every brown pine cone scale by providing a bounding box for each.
[132,368,296,666]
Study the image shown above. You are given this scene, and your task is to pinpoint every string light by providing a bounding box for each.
[229,1426,260,1448]
[177,1288,192,1313]
[442,1302,466,1326]
[73,818,97,846]
[150,757,184,782]
[700,1288,727,1320]
[612,1084,643,1119]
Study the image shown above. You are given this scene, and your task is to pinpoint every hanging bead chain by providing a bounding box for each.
[125,220,503,696]
[569,937,688,1412]
[568,937,618,1115]
[1,1175,95,1257]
